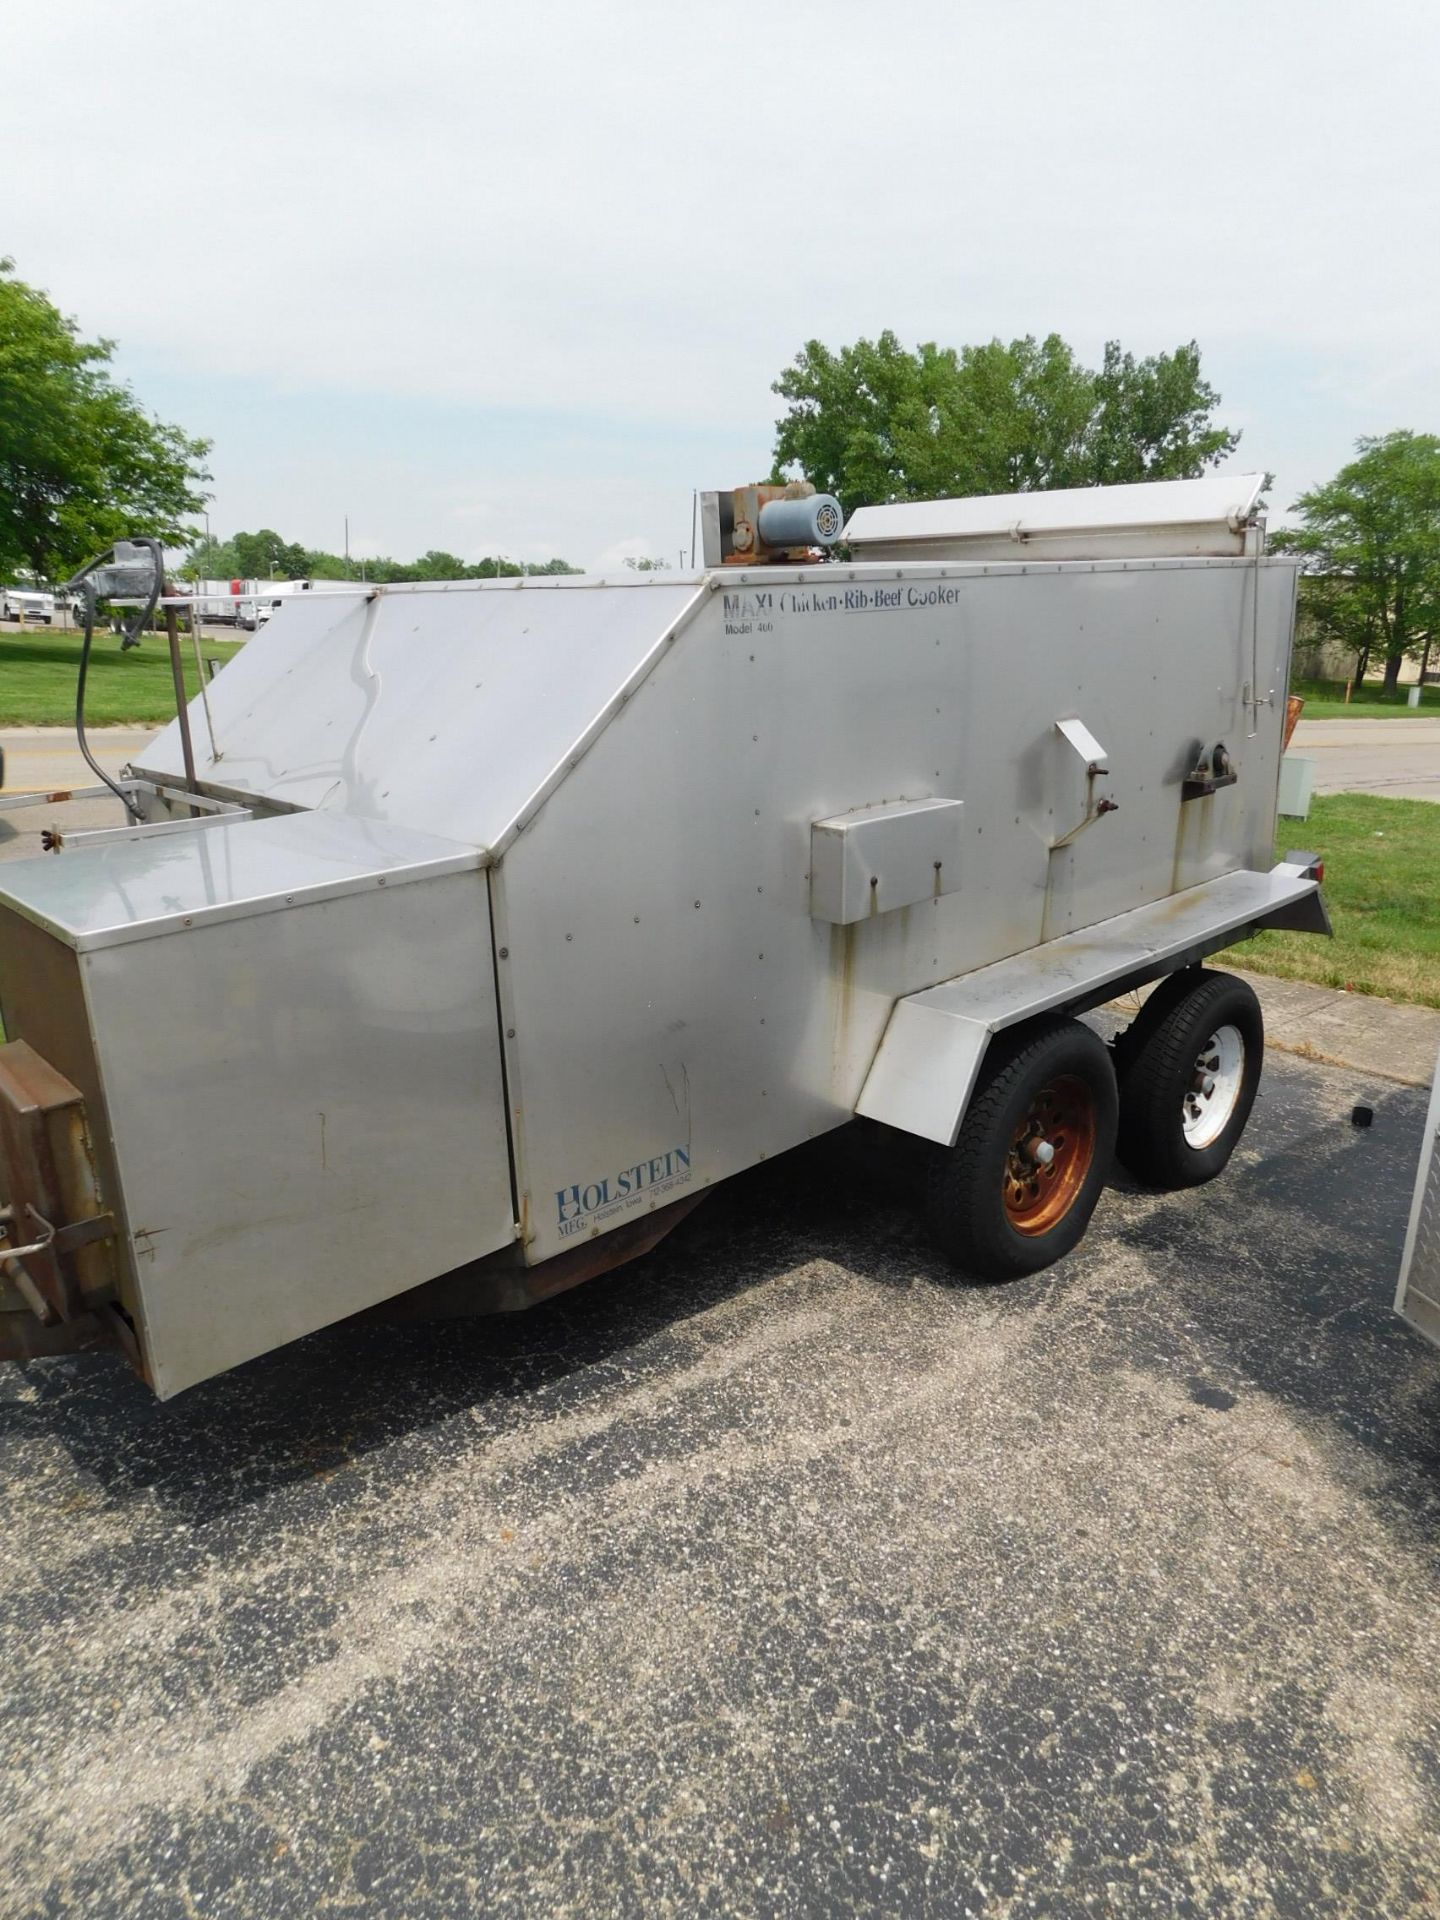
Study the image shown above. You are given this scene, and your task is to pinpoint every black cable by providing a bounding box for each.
[63,539,164,823]
[74,580,142,821]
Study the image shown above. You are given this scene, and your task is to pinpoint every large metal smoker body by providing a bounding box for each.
[0,510,1317,1395]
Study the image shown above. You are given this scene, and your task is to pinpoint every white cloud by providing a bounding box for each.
[6,0,1438,559]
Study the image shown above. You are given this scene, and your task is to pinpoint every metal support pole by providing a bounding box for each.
[164,605,199,813]
[188,608,221,761]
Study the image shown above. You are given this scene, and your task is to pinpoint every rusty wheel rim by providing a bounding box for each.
[1003,1073,1097,1236]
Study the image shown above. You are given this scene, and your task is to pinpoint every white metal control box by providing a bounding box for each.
[810,798,965,925]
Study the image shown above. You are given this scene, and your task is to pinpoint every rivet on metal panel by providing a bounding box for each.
[506,1028,516,1039]
[633,915,640,924]
[182,916,192,926]
[499,947,509,959]
[566,933,573,941]
[285,894,294,904]
[694,900,701,909]
[377,876,387,886]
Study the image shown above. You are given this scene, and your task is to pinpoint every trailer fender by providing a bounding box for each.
[855,866,1326,1147]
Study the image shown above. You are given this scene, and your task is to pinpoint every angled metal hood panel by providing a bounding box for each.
[139,576,705,850]
[844,472,1267,559]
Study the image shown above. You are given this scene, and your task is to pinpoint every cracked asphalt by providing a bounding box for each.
[2,1040,1438,1918]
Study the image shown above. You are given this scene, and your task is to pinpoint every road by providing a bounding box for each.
[1,721,1435,868]
[1292,717,1440,802]
[0,1045,1437,1917]
[0,727,154,862]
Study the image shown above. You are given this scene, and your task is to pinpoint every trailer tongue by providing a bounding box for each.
[0,473,1332,1396]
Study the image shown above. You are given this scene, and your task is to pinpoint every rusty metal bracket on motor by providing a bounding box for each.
[1181,742,1239,802]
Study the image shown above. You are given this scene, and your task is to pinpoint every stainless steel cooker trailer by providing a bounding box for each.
[0,472,1329,1397]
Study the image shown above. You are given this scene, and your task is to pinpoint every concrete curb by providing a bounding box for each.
[1108,968,1440,1089]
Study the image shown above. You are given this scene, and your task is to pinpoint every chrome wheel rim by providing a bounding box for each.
[1182,1024,1245,1149]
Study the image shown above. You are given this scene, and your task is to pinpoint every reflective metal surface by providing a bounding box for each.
[0,816,512,1395]
[136,575,705,853]
[83,859,512,1395]
[0,812,482,950]
[1396,1049,1440,1348]
[0,539,1310,1381]
[857,868,1319,1146]
[844,472,1269,562]
[491,557,1300,1259]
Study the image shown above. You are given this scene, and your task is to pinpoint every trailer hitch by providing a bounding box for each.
[0,1042,119,1327]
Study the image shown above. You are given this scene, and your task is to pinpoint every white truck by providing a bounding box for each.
[191,578,356,630]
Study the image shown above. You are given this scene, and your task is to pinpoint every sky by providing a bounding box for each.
[6,0,1439,570]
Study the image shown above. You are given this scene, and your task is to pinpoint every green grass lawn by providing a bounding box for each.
[0,625,243,727]
[1233,793,1440,1009]
[1292,678,1440,720]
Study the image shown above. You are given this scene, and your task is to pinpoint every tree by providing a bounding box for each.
[0,258,209,582]
[190,534,585,584]
[1271,433,1440,695]
[187,533,240,580]
[230,529,308,578]
[413,549,467,581]
[771,330,1238,508]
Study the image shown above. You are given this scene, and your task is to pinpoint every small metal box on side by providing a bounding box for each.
[810,798,964,926]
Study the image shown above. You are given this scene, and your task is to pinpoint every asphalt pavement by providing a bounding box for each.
[0,728,153,860]
[2,717,1439,1915]
[1,1042,1438,1918]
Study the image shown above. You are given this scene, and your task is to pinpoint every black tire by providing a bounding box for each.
[1113,969,1263,1190]
[925,1016,1118,1280]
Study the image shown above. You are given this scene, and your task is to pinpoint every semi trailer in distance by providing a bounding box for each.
[0,472,1329,1397]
